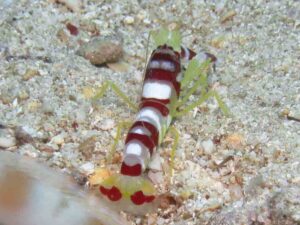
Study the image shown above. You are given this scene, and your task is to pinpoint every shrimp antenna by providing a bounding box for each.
[142,31,152,77]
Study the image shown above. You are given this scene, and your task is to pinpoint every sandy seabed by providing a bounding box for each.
[0,0,299,224]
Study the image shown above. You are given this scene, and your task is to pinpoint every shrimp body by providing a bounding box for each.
[99,43,197,214]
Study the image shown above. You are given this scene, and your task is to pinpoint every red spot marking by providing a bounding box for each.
[130,120,159,146]
[144,69,181,96]
[99,185,122,201]
[107,186,122,201]
[145,195,155,203]
[66,23,79,36]
[140,99,169,116]
[131,191,144,205]
[121,162,142,176]
[125,133,155,154]
[100,185,109,195]
[131,191,155,205]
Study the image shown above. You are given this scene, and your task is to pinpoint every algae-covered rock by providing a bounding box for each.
[77,36,123,65]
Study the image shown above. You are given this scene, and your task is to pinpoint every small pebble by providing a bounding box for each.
[19,144,39,158]
[123,16,135,25]
[245,175,265,195]
[79,162,95,175]
[75,106,87,123]
[15,127,34,146]
[157,218,165,225]
[0,127,16,148]
[148,152,162,171]
[147,214,157,225]
[143,18,151,25]
[57,28,69,43]
[0,93,14,104]
[201,139,216,154]
[220,10,237,23]
[77,36,123,65]
[27,100,42,112]
[82,86,95,99]
[42,101,54,114]
[50,134,65,145]
[79,20,100,36]
[229,183,243,200]
[99,119,115,131]
[66,22,79,36]
[205,199,222,211]
[215,0,226,13]
[22,69,40,81]
[47,143,59,151]
[55,0,83,12]
[137,11,146,20]
[78,136,96,160]
[210,35,226,49]
[18,89,30,101]
[12,98,18,107]
[38,143,56,153]
[224,133,245,149]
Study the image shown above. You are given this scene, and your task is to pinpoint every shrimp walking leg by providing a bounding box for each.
[93,81,138,112]
[174,89,229,117]
[167,126,179,177]
[107,121,132,163]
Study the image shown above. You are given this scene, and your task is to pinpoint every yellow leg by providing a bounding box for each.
[180,59,211,88]
[175,72,208,110]
[171,57,230,118]
[107,121,132,163]
[93,81,138,112]
[174,89,230,118]
[170,71,208,117]
[167,126,180,177]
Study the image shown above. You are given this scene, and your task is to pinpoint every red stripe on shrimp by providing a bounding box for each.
[141,97,170,104]
[150,45,181,72]
[120,162,142,176]
[129,120,159,146]
[140,99,170,116]
[180,46,196,60]
[144,70,181,96]
[125,133,155,154]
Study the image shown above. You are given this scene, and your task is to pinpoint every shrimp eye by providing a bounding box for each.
[99,185,122,201]
[130,191,155,205]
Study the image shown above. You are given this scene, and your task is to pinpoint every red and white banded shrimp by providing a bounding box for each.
[91,27,229,215]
